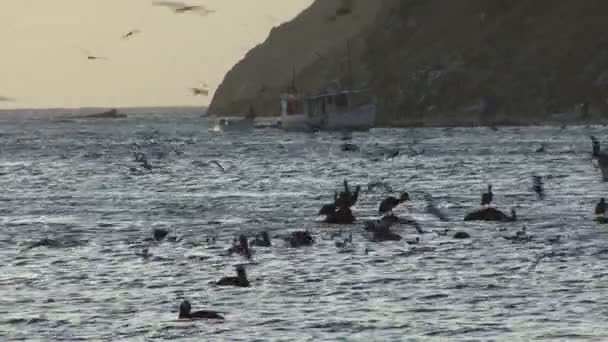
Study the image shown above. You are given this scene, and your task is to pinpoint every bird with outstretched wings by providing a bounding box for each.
[122,29,141,39]
[152,1,215,16]
[77,47,108,61]
[190,82,209,96]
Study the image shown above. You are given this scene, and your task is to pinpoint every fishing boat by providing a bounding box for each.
[279,41,376,132]
[80,108,127,119]
[280,89,376,132]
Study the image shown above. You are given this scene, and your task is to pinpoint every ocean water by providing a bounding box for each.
[2,115,608,341]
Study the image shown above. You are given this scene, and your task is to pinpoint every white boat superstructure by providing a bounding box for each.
[280,89,376,132]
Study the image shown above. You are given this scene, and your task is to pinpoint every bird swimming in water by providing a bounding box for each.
[153,1,215,16]
[335,180,361,208]
[379,192,410,216]
[209,160,225,172]
[178,300,224,320]
[287,231,314,248]
[535,143,546,153]
[227,235,251,259]
[217,265,250,287]
[250,231,271,247]
[122,30,141,39]
[334,233,352,248]
[424,194,449,221]
[595,198,606,216]
[532,175,544,200]
[481,185,493,206]
[319,200,337,216]
[406,237,420,245]
[153,228,169,242]
[592,136,601,158]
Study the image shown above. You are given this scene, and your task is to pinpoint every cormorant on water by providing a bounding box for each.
[217,265,250,287]
[532,175,544,200]
[335,180,361,208]
[178,300,224,320]
[227,235,251,259]
[319,198,337,216]
[251,231,271,247]
[378,192,410,216]
[481,185,493,206]
[591,136,601,158]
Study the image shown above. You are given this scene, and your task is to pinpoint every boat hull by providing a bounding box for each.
[281,104,376,132]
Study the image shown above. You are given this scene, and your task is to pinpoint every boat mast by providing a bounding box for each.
[346,39,353,89]
[290,65,297,93]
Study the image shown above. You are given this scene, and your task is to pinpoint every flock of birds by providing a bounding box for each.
[0,1,216,103]
[83,1,213,97]
[160,134,608,321]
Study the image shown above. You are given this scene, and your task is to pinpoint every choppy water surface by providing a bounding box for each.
[2,115,608,341]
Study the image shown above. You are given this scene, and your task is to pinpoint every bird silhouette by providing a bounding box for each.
[153,1,215,16]
[190,87,209,96]
[122,29,141,39]
[78,47,108,61]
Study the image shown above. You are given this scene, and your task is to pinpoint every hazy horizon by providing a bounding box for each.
[0,0,313,109]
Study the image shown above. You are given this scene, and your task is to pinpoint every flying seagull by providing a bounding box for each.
[152,1,215,16]
[122,29,141,39]
[191,83,209,96]
[191,87,209,96]
[78,47,108,61]
[0,95,15,102]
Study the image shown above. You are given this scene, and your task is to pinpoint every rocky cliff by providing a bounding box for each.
[209,0,608,126]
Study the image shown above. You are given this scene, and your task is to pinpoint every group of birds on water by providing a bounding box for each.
[166,132,608,320]
[19,127,608,320]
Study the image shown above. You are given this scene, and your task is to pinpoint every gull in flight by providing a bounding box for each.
[0,95,15,102]
[78,47,108,61]
[122,29,141,39]
[152,1,216,16]
[191,83,209,96]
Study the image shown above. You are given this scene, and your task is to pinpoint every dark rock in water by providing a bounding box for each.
[453,231,471,239]
[325,207,355,224]
[464,207,517,222]
[153,229,169,241]
[287,231,314,248]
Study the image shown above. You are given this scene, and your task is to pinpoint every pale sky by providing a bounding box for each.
[0,0,313,109]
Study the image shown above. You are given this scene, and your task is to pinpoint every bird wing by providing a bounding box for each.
[152,1,188,9]
[122,29,141,38]
[194,6,216,16]
[0,96,15,102]
[209,160,225,172]
[191,88,209,96]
